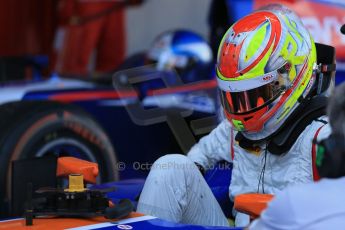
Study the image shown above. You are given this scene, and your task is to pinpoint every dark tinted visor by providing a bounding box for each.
[220,81,284,114]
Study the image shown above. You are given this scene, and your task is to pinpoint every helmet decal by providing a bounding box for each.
[232,119,245,131]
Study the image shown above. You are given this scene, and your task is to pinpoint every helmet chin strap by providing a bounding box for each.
[240,129,274,142]
[314,63,336,96]
[236,96,328,155]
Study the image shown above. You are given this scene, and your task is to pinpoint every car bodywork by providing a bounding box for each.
[0,73,219,180]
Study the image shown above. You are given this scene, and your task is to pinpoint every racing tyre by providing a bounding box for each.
[0,101,118,216]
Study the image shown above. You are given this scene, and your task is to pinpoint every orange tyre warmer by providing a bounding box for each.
[234,193,274,219]
[57,157,99,184]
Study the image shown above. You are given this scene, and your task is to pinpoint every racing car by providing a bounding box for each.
[0,30,219,217]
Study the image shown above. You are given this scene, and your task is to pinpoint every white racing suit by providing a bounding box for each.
[137,117,331,227]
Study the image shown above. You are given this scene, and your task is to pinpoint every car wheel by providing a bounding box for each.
[0,101,118,216]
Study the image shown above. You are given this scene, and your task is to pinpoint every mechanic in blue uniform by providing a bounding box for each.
[249,82,345,229]
[137,6,335,227]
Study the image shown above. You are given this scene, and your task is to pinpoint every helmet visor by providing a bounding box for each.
[220,80,285,115]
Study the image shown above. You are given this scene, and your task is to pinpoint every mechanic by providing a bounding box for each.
[137,6,334,227]
[54,0,143,77]
[249,82,345,230]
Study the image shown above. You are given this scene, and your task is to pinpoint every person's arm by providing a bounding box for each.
[187,119,233,171]
[248,187,297,230]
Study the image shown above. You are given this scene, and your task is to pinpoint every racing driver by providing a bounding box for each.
[137,6,334,227]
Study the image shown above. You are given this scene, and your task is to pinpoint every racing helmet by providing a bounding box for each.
[146,30,214,82]
[216,8,317,140]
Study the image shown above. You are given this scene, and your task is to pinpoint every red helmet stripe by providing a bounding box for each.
[218,11,282,79]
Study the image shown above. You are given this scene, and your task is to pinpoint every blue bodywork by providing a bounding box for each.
[93,162,232,216]
[16,76,219,180]
[94,218,243,230]
[90,163,235,230]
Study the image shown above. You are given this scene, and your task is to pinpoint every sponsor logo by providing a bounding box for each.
[262,74,274,82]
[117,225,133,229]
[232,119,245,131]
